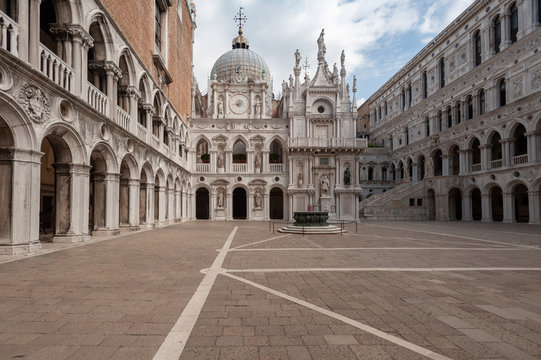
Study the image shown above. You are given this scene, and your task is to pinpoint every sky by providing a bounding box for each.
[192,0,476,105]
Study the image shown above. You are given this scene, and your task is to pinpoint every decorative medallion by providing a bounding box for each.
[19,84,50,123]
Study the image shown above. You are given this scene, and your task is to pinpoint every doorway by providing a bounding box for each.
[233,188,247,219]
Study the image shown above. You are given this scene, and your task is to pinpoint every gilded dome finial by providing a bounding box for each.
[232,7,249,49]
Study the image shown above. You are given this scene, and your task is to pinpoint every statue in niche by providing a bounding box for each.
[344,167,351,185]
[217,153,224,169]
[255,101,262,116]
[217,101,224,116]
[255,154,262,173]
[295,49,301,68]
[320,175,330,196]
[297,170,303,187]
[255,190,262,208]
[217,189,224,208]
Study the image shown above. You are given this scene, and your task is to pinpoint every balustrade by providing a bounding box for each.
[137,122,147,141]
[513,154,528,165]
[0,11,18,55]
[490,159,502,169]
[87,82,109,116]
[270,163,284,173]
[288,137,367,149]
[116,106,130,131]
[39,44,73,91]
[232,163,247,173]
[471,163,482,172]
[196,163,210,172]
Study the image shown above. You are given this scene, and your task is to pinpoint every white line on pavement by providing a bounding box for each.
[226,267,541,273]
[230,234,291,250]
[228,247,527,252]
[223,272,453,360]
[153,226,238,360]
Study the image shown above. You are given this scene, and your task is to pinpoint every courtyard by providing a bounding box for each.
[0,221,540,360]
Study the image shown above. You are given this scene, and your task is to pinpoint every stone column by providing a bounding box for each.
[501,138,512,167]
[0,149,42,254]
[106,69,115,120]
[411,163,419,182]
[480,145,490,171]
[526,131,537,163]
[129,88,140,134]
[55,163,90,242]
[128,179,140,229]
[262,150,270,174]
[528,190,540,224]
[462,193,473,221]
[28,0,40,67]
[70,37,82,96]
[175,189,181,221]
[146,183,155,227]
[119,177,130,227]
[481,193,492,222]
[501,12,511,50]
[442,155,450,176]
[459,150,468,175]
[104,173,120,235]
[158,185,166,223]
[502,192,514,223]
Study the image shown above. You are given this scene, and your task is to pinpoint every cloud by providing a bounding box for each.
[192,0,474,100]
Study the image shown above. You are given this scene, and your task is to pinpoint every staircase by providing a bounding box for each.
[360,181,428,220]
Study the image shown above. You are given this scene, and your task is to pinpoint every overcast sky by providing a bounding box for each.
[192,0,475,105]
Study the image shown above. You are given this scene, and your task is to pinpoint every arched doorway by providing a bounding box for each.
[119,159,131,228]
[270,188,284,219]
[196,188,209,220]
[427,189,436,220]
[513,184,529,223]
[433,150,443,176]
[450,145,460,175]
[0,117,14,243]
[89,147,110,234]
[154,174,160,223]
[233,188,247,219]
[418,156,425,180]
[448,188,462,220]
[491,186,503,222]
[139,170,148,225]
[471,188,482,221]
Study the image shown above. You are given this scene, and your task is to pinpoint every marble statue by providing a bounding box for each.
[217,189,224,208]
[344,167,351,185]
[320,175,330,195]
[255,190,262,208]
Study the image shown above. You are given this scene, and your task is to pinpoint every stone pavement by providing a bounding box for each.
[0,221,541,359]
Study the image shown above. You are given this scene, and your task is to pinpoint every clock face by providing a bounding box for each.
[229,94,249,114]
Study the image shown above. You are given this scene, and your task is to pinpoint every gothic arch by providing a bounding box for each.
[0,94,36,150]
[228,134,250,149]
[117,48,137,88]
[86,11,114,61]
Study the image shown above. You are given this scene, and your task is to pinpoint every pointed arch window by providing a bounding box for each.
[494,16,501,54]
[510,3,518,44]
[474,30,482,66]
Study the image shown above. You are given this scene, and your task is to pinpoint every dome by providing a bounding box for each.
[211,48,270,83]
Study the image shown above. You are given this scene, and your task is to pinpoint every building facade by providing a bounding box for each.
[0,0,195,254]
[361,0,541,224]
[189,27,365,221]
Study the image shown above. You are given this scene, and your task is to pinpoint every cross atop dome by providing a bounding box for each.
[232,7,250,49]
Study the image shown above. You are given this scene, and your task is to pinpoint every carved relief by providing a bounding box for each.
[512,78,523,99]
[531,69,541,90]
[19,84,50,123]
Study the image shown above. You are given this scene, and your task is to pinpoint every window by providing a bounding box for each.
[368,167,374,181]
[400,89,405,112]
[384,102,388,116]
[539,0,541,24]
[422,71,427,99]
[425,117,430,137]
[446,106,452,128]
[474,31,482,66]
[377,107,381,121]
[389,135,393,150]
[479,89,485,115]
[456,102,461,125]
[405,127,409,145]
[499,78,506,107]
[155,0,164,50]
[466,95,473,120]
[406,84,412,108]
[494,16,501,54]
[439,58,445,88]
[438,111,443,132]
[510,3,518,44]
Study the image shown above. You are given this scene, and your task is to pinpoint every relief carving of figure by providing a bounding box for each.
[344,167,351,185]
[217,101,224,116]
[255,101,261,116]
[255,154,262,172]
[217,189,224,208]
[320,175,330,196]
[255,190,262,208]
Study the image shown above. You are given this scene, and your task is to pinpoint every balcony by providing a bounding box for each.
[0,11,18,56]
[196,163,210,172]
[87,82,109,116]
[232,163,247,173]
[137,122,147,141]
[269,163,284,173]
[513,154,528,165]
[490,159,502,169]
[115,106,130,131]
[39,44,73,92]
[471,163,481,172]
[288,137,367,150]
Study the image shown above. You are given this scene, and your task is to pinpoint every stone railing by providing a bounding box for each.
[490,159,502,169]
[471,163,481,172]
[513,154,528,165]
[0,11,18,56]
[196,163,210,172]
[39,44,73,92]
[288,137,367,149]
[232,163,247,173]
[137,122,147,141]
[116,106,130,131]
[270,163,284,173]
[87,82,109,116]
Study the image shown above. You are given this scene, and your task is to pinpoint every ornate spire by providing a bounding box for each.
[352,75,357,110]
[317,29,326,64]
[232,7,249,49]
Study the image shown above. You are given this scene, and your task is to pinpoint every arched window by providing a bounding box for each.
[450,145,460,176]
[456,101,462,125]
[422,71,428,99]
[88,21,108,94]
[494,16,501,54]
[138,78,147,126]
[466,95,473,120]
[406,84,412,108]
[382,167,387,181]
[479,89,485,115]
[433,150,443,176]
[489,132,502,168]
[439,58,445,88]
[269,139,283,163]
[474,30,482,66]
[499,78,506,107]
[389,135,393,150]
[513,124,527,157]
[196,139,209,163]
[232,140,247,163]
[446,106,452,128]
[425,117,430,137]
[510,3,518,44]
[471,138,481,170]
[384,101,388,116]
[400,88,405,112]
[404,127,409,145]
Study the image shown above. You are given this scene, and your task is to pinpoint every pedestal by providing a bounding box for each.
[252,207,264,220]
[214,207,226,220]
